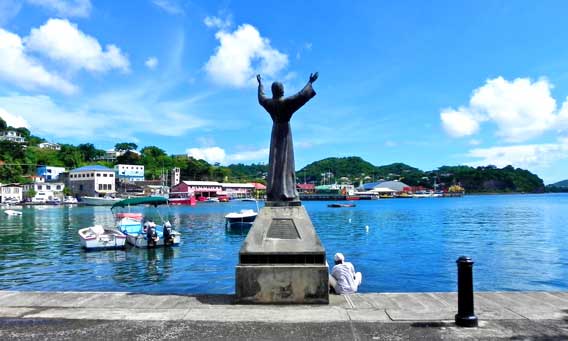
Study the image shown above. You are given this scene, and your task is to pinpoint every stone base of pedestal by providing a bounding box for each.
[235,264,329,304]
[235,205,329,304]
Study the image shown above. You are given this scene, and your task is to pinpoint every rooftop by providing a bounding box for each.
[71,165,114,172]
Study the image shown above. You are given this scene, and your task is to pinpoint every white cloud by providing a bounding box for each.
[0,108,29,128]
[205,24,288,87]
[440,107,481,137]
[152,0,183,15]
[187,147,226,164]
[467,138,568,169]
[145,57,158,69]
[186,146,269,164]
[204,16,231,30]
[441,77,564,142]
[26,0,92,18]
[0,95,108,138]
[0,28,76,94]
[228,148,269,162]
[26,18,129,73]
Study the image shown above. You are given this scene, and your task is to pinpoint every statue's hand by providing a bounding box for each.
[309,72,319,83]
[256,74,262,84]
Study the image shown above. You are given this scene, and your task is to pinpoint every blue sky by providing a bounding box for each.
[1,1,568,184]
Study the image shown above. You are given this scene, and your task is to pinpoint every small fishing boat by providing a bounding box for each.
[327,203,356,208]
[3,209,23,216]
[78,224,126,250]
[225,209,258,230]
[112,196,181,248]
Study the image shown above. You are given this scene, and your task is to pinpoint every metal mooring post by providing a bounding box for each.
[455,256,478,327]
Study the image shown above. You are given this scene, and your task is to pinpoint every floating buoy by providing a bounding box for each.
[348,218,352,223]
[365,225,369,233]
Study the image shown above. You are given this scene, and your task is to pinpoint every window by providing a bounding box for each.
[99,184,102,190]
[56,185,61,190]
[91,173,94,177]
[97,173,101,177]
[38,185,42,190]
[46,185,51,190]
[109,174,113,177]
[103,174,107,177]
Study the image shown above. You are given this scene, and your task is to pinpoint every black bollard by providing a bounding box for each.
[455,256,478,327]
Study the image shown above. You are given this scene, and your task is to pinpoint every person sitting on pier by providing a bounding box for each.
[329,253,362,294]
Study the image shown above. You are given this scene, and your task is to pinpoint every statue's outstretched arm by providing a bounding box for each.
[284,76,317,118]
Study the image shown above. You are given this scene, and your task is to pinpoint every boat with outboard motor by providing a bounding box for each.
[111,196,181,248]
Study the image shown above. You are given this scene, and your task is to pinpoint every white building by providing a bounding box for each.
[69,165,115,197]
[38,142,61,150]
[0,130,25,143]
[37,166,66,181]
[1,184,23,203]
[22,182,65,203]
[114,164,145,181]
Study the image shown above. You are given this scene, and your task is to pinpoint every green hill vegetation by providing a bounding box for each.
[0,117,545,192]
[546,179,568,193]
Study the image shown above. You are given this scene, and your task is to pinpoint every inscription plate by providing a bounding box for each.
[267,218,300,239]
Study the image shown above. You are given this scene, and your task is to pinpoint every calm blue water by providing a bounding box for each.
[1,194,567,294]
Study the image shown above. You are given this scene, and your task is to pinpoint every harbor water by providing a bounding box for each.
[1,193,567,294]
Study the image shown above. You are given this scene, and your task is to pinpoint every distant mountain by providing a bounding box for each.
[551,179,568,188]
[297,157,377,183]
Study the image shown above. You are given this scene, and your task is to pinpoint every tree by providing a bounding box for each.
[0,117,6,131]
[78,143,104,161]
[58,144,82,169]
[115,142,138,152]
[117,150,142,165]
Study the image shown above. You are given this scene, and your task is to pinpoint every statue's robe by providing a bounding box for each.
[258,81,316,202]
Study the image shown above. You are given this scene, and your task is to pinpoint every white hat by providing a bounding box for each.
[334,253,344,262]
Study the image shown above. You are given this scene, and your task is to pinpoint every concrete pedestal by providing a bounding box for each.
[235,204,329,304]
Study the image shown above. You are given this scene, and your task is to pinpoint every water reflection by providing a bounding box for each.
[1,194,568,293]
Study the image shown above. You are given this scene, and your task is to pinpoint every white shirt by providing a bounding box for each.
[331,262,357,294]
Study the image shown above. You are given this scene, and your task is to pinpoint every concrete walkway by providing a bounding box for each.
[1,290,567,340]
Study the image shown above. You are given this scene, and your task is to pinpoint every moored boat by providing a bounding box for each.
[78,224,126,250]
[3,209,22,216]
[81,196,122,206]
[225,209,257,230]
[328,203,356,208]
[112,196,181,248]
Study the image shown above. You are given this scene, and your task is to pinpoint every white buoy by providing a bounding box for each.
[365,225,369,233]
[348,218,352,223]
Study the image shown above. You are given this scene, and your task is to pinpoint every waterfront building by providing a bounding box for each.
[359,180,410,193]
[114,164,145,182]
[0,130,25,143]
[1,183,23,203]
[69,165,115,197]
[170,181,222,200]
[297,183,315,194]
[22,181,65,203]
[37,166,66,181]
[221,183,255,199]
[38,142,61,150]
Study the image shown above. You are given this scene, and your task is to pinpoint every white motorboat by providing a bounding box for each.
[112,197,181,248]
[3,209,22,216]
[78,225,127,250]
[81,196,122,206]
[63,196,79,204]
[225,209,257,230]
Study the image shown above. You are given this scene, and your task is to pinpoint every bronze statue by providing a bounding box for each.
[257,72,318,202]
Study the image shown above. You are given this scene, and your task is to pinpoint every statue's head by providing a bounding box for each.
[271,82,284,99]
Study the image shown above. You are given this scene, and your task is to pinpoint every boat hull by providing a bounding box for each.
[81,196,121,206]
[78,227,127,250]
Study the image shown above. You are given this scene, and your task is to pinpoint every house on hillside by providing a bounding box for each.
[69,165,115,197]
[38,142,61,150]
[0,130,25,143]
[297,183,315,194]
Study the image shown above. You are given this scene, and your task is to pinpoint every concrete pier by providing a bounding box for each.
[0,290,567,339]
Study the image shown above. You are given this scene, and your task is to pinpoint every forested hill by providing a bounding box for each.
[297,157,544,193]
[552,179,568,187]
